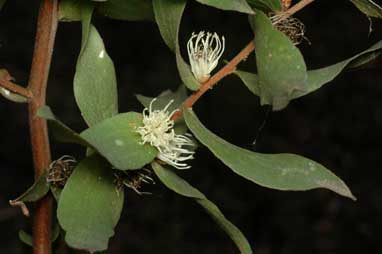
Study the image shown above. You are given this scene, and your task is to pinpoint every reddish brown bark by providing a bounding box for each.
[27,0,58,253]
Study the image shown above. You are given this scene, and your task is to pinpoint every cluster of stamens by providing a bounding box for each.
[136,99,194,169]
[187,31,225,83]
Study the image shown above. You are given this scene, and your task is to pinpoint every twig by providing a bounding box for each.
[284,0,315,16]
[0,79,33,99]
[172,41,255,120]
[27,0,58,253]
[172,0,315,121]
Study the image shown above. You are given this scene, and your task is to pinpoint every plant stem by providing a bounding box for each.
[28,0,58,254]
[172,0,315,121]
[0,78,33,99]
[172,41,255,120]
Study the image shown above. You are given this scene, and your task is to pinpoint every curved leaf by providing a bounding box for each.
[97,0,154,21]
[195,0,254,14]
[74,24,118,127]
[11,171,50,203]
[235,41,382,101]
[350,0,382,18]
[152,161,252,254]
[293,41,382,98]
[80,112,158,170]
[153,0,201,90]
[184,108,355,200]
[250,11,308,110]
[37,105,91,147]
[58,155,124,252]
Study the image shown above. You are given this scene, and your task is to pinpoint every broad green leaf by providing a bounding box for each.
[152,162,252,254]
[250,11,308,110]
[10,171,50,203]
[19,225,60,247]
[350,0,382,18]
[195,0,254,14]
[246,0,282,11]
[97,0,154,21]
[235,41,382,99]
[37,106,91,147]
[80,112,157,170]
[184,108,355,200]
[153,0,201,90]
[58,155,124,252]
[74,24,118,127]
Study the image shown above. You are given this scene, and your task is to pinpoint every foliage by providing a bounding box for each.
[2,0,382,253]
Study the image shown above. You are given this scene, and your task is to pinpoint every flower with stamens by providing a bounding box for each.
[136,99,195,169]
[187,31,225,83]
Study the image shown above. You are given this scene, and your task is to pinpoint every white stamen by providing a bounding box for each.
[136,99,195,169]
[187,31,225,83]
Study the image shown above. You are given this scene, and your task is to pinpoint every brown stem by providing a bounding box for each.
[284,0,315,16]
[28,0,58,254]
[0,78,33,99]
[172,0,315,121]
[172,41,255,120]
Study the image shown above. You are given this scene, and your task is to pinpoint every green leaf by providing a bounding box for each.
[11,171,50,203]
[234,70,260,96]
[350,0,382,18]
[152,161,252,254]
[235,41,382,100]
[97,0,154,21]
[74,24,119,127]
[250,11,308,110]
[18,230,33,247]
[80,112,158,170]
[195,0,254,14]
[57,155,124,253]
[246,0,282,11]
[37,105,91,147]
[153,0,201,91]
[293,41,382,99]
[183,108,356,200]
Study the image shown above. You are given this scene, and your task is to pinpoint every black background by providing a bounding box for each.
[0,0,382,253]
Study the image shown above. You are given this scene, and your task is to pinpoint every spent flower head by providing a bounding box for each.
[187,31,225,83]
[136,99,194,169]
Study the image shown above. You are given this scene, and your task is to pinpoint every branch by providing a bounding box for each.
[0,78,32,99]
[27,0,58,253]
[172,0,315,121]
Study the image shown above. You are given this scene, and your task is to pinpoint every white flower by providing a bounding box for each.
[187,31,225,83]
[136,99,195,169]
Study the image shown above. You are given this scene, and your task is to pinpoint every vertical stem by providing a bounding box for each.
[28,1,58,254]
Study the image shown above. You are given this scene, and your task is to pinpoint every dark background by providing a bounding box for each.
[0,0,382,253]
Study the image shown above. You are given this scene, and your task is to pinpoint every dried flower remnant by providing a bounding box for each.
[136,99,195,169]
[270,13,307,45]
[46,155,76,188]
[187,31,225,83]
